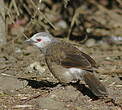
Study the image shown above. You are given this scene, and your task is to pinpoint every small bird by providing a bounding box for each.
[26,32,108,97]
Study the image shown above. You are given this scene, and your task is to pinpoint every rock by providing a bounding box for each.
[85,39,96,47]
[38,97,67,110]
[26,62,46,75]
[0,57,6,62]
[98,41,110,49]
[53,86,80,102]
[15,47,22,53]
[55,20,67,29]
[0,75,28,94]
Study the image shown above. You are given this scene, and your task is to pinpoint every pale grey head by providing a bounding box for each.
[26,32,56,49]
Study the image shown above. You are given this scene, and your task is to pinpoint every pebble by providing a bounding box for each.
[27,62,46,75]
[85,39,96,47]
[0,75,28,94]
[38,97,67,110]
[55,20,67,29]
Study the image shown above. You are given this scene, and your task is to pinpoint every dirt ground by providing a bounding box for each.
[0,40,121,110]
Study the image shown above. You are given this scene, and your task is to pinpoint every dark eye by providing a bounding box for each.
[36,38,42,42]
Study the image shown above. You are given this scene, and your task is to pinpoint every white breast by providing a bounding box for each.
[67,68,86,81]
[69,68,83,73]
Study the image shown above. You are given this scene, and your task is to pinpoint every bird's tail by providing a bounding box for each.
[83,72,108,97]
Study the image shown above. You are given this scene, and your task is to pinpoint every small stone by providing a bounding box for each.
[15,47,22,53]
[85,39,96,47]
[105,57,111,60]
[0,57,6,62]
[27,62,46,75]
[0,75,28,94]
[55,20,67,29]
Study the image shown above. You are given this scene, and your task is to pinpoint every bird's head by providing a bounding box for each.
[26,32,55,49]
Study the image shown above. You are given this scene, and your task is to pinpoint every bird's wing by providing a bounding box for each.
[45,42,96,70]
[60,52,95,70]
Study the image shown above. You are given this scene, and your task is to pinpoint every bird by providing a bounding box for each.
[26,32,108,97]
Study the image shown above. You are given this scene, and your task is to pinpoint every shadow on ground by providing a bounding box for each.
[18,77,99,100]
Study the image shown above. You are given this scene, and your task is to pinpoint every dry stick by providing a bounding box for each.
[9,0,20,16]
[93,53,122,59]
[97,69,122,75]
[30,0,57,30]
[67,9,77,40]
[38,20,49,30]
[9,0,13,10]
[5,6,29,41]
[67,7,83,40]
[8,0,31,40]
[12,0,20,16]
[20,91,50,104]
[67,7,88,41]
[21,3,32,16]
[100,60,122,65]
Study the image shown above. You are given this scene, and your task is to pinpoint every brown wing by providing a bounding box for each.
[61,52,96,70]
[45,41,96,70]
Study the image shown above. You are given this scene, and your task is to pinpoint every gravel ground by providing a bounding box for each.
[0,41,122,110]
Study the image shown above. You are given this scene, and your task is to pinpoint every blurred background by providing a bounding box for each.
[1,0,122,44]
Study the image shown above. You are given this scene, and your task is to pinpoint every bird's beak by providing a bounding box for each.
[25,39,34,44]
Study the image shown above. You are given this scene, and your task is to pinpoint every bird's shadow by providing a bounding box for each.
[18,77,59,90]
[71,82,99,100]
[18,77,99,100]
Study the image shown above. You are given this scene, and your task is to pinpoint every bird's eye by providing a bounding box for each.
[36,38,42,42]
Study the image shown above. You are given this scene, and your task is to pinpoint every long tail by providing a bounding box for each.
[83,72,108,97]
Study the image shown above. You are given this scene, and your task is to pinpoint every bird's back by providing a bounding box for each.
[45,41,96,70]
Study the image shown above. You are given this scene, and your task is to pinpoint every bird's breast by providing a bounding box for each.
[65,68,86,81]
[68,68,84,74]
